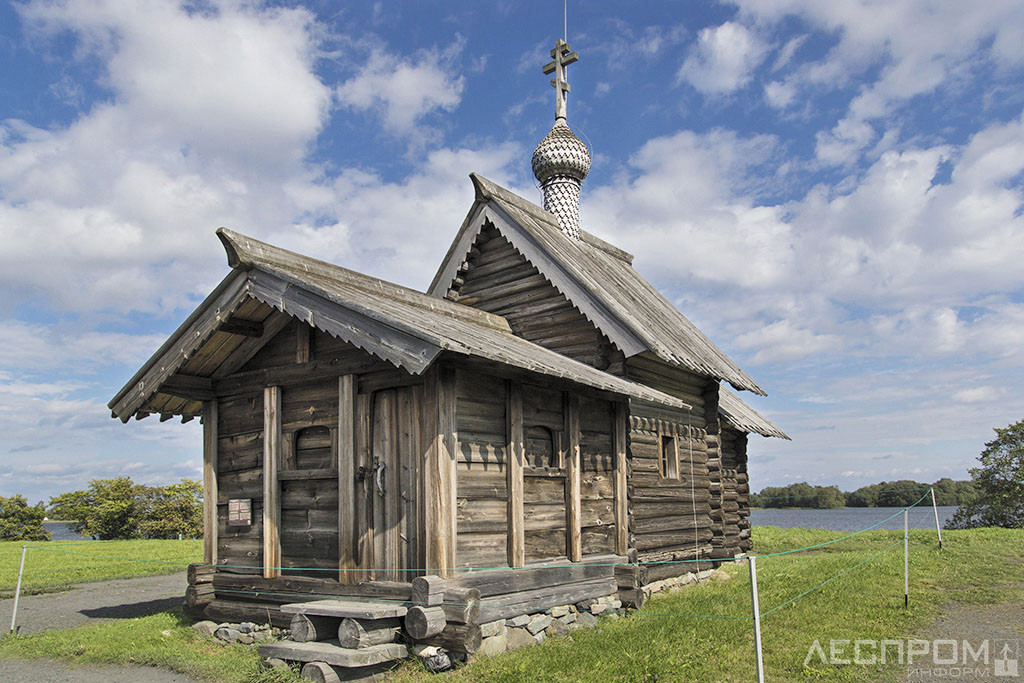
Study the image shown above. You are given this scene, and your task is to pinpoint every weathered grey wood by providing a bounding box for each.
[613,401,628,555]
[338,374,357,584]
[300,662,340,683]
[410,575,446,606]
[204,599,287,628]
[448,554,621,597]
[219,318,264,338]
[281,600,408,620]
[163,374,215,401]
[440,586,480,624]
[212,574,412,603]
[185,583,214,608]
[257,640,407,667]
[564,393,582,562]
[506,380,525,567]
[291,613,342,642]
[263,386,282,579]
[296,321,311,364]
[416,622,482,654]
[187,563,215,585]
[423,366,456,577]
[403,606,446,639]
[202,401,218,566]
[337,617,401,648]
[477,576,617,622]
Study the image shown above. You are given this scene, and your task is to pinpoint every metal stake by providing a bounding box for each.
[10,545,26,634]
[903,509,909,609]
[749,556,765,683]
[930,488,943,549]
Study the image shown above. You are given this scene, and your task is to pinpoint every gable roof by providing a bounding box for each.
[428,174,765,396]
[109,229,692,422]
[718,387,790,440]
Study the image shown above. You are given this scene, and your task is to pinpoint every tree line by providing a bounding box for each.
[0,477,201,542]
[750,478,977,509]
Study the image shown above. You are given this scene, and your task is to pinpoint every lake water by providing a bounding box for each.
[43,521,87,541]
[750,506,959,531]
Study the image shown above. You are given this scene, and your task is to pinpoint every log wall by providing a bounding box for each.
[720,427,752,553]
[455,370,507,568]
[446,225,623,372]
[624,356,716,567]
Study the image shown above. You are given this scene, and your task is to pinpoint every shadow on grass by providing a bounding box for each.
[81,596,184,620]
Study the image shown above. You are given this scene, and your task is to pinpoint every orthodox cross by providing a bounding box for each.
[542,39,578,122]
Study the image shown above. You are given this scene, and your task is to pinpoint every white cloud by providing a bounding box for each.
[336,41,465,138]
[678,21,767,94]
[737,0,1024,162]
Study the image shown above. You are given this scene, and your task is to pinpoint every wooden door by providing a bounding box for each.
[369,387,422,580]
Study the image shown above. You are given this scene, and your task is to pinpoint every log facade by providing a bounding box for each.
[115,175,787,637]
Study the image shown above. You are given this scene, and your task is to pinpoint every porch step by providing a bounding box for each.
[257,639,407,668]
[281,600,408,620]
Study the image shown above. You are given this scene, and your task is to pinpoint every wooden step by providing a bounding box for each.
[257,640,407,667]
[281,600,408,620]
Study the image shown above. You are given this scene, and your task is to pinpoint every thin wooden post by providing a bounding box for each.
[749,556,765,683]
[296,323,310,364]
[506,381,525,567]
[929,488,943,549]
[263,386,282,579]
[202,400,218,566]
[564,393,582,562]
[613,402,629,555]
[424,366,456,577]
[9,546,26,634]
[903,509,909,608]
[338,374,357,583]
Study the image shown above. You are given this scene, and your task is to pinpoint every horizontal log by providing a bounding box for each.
[448,553,621,597]
[441,587,480,624]
[291,613,340,643]
[186,583,215,608]
[204,599,288,628]
[416,622,482,654]
[338,617,401,648]
[187,563,215,585]
[212,574,411,605]
[477,576,617,622]
[404,606,446,640]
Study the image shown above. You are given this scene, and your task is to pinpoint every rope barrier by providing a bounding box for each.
[760,539,904,617]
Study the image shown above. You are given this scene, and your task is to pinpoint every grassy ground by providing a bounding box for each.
[0,539,201,596]
[0,525,1021,682]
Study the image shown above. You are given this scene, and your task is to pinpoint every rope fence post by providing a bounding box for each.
[929,488,943,549]
[9,545,27,634]
[903,509,909,609]
[748,556,765,683]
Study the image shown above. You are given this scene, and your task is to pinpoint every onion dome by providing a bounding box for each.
[532,122,590,238]
[531,121,591,186]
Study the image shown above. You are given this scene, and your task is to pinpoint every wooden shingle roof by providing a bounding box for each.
[109,229,692,421]
[718,387,790,440]
[429,174,766,395]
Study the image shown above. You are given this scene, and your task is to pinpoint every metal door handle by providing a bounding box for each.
[375,460,386,497]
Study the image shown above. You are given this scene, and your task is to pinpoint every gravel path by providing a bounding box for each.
[0,572,202,681]
[0,571,188,636]
[0,659,197,682]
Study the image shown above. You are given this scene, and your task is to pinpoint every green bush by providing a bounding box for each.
[48,477,202,540]
[947,419,1024,529]
[0,495,50,541]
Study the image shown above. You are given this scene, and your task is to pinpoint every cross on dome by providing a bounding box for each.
[542,39,578,122]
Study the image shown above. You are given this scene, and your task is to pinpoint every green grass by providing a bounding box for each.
[0,609,302,683]
[0,538,201,596]
[0,526,1020,682]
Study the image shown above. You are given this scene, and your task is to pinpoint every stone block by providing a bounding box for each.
[526,614,553,635]
[506,627,535,650]
[478,632,509,657]
[480,619,506,638]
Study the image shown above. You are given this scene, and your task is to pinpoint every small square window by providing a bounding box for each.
[660,434,679,480]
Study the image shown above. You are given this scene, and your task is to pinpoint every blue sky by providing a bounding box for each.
[2,0,1024,503]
